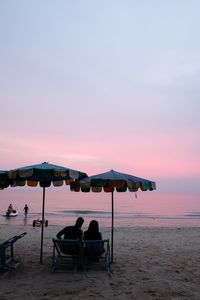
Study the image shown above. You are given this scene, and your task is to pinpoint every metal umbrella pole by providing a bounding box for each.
[111,190,114,263]
[40,187,45,264]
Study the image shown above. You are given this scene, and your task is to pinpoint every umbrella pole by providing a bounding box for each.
[40,187,45,264]
[111,190,114,263]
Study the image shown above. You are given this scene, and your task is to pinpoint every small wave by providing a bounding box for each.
[58,210,111,215]
[185,212,200,218]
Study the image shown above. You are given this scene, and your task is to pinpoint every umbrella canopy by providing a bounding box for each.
[6,162,88,263]
[70,169,156,263]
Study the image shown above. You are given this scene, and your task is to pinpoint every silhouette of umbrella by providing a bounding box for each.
[70,169,156,263]
[7,162,87,263]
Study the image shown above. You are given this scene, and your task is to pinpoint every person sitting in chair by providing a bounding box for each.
[56,217,84,240]
[56,217,84,255]
[84,220,105,258]
[84,219,102,240]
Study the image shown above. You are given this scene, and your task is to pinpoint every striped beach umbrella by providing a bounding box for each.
[70,169,156,263]
[6,162,87,263]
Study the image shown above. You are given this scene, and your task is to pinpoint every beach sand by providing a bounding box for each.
[1,225,200,300]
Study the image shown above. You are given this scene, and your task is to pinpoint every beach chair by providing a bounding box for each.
[52,238,82,273]
[0,232,27,279]
[83,239,111,273]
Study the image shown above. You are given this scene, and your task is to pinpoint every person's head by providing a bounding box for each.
[88,220,99,233]
[75,217,84,228]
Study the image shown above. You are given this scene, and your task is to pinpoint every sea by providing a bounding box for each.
[0,187,200,228]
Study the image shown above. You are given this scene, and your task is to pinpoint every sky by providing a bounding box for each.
[0,0,200,197]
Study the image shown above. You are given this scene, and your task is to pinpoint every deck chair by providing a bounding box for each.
[0,232,27,279]
[52,238,82,273]
[83,239,111,272]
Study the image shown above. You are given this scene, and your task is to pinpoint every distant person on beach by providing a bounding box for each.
[7,203,16,216]
[56,217,84,240]
[8,203,13,212]
[7,203,13,216]
[84,220,103,240]
[23,204,29,215]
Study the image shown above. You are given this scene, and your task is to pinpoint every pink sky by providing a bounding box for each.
[0,1,200,200]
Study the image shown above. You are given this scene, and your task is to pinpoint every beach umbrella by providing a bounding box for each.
[70,169,156,263]
[6,162,87,263]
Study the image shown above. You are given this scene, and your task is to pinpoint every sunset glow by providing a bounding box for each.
[0,1,200,201]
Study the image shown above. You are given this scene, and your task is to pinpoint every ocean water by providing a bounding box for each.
[0,187,200,228]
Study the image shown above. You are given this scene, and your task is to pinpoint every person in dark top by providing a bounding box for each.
[56,217,84,240]
[84,220,105,258]
[84,219,102,240]
[23,204,29,215]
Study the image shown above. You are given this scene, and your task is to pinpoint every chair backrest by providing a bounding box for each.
[0,232,26,251]
[53,238,80,256]
[84,239,109,257]
[12,232,27,244]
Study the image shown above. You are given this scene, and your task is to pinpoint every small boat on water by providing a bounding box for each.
[3,210,18,217]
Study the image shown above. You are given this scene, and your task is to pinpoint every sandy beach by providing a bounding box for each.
[1,225,200,300]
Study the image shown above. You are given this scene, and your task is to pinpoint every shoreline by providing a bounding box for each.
[1,213,200,228]
[1,225,200,299]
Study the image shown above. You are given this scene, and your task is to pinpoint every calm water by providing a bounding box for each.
[0,187,200,228]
